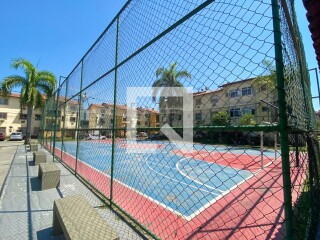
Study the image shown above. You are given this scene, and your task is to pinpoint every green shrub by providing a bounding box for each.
[212,111,230,126]
[239,113,256,125]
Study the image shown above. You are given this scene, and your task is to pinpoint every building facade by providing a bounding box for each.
[0,94,42,137]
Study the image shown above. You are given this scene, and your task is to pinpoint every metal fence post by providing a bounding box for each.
[110,16,120,205]
[75,60,84,175]
[39,106,45,146]
[61,78,69,161]
[52,77,62,161]
[271,0,293,238]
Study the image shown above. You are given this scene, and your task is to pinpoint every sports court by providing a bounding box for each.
[53,140,277,220]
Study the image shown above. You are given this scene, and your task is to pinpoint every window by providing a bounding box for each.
[19,114,27,120]
[262,107,269,112]
[0,127,6,134]
[35,115,41,121]
[145,121,149,126]
[242,87,252,96]
[229,89,240,98]
[137,121,141,126]
[211,96,219,105]
[69,105,77,111]
[145,113,150,118]
[230,108,241,117]
[0,98,8,105]
[0,112,7,119]
[195,98,201,105]
[70,117,76,122]
[243,108,255,115]
[33,127,40,135]
[260,84,267,91]
[195,112,202,121]
[61,116,65,121]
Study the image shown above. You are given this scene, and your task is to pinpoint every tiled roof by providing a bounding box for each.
[303,0,320,69]
[193,89,222,97]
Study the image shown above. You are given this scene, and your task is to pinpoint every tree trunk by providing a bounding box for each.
[25,105,33,144]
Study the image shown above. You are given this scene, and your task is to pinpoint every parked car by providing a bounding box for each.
[85,134,106,140]
[0,133,5,141]
[148,134,167,140]
[137,132,148,138]
[9,132,23,141]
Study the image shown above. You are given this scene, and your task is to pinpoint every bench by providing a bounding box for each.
[38,163,60,190]
[33,151,47,165]
[52,195,119,240]
[30,143,38,152]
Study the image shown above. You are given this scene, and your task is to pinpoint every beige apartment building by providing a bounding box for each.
[0,93,42,137]
[193,78,277,126]
[87,103,160,137]
[42,97,80,138]
[157,77,277,128]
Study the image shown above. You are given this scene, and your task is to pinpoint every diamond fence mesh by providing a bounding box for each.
[40,0,320,239]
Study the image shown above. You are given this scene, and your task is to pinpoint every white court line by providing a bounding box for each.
[181,156,235,172]
[176,158,225,193]
[147,161,176,169]
[144,156,218,195]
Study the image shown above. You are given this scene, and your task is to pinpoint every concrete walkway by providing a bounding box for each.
[0,142,144,240]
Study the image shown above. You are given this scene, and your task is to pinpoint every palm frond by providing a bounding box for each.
[11,58,34,76]
[1,75,26,95]
[37,83,54,98]
[169,62,178,73]
[34,92,45,109]
[37,71,56,87]
[176,70,191,79]
[155,67,165,77]
[152,79,166,88]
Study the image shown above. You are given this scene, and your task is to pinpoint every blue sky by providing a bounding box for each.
[0,0,319,110]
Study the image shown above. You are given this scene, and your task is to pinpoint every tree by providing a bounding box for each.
[239,113,256,125]
[253,59,278,123]
[253,59,276,90]
[152,62,191,126]
[212,111,230,126]
[1,58,56,143]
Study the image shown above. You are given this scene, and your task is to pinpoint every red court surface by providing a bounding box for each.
[49,144,307,240]
[172,149,275,171]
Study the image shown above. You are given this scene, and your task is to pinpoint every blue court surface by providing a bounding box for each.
[55,140,277,219]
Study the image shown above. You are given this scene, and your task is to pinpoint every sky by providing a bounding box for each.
[0,0,319,110]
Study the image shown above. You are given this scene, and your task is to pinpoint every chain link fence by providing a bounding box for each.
[40,0,320,239]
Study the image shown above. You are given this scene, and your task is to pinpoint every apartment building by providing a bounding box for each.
[0,94,42,137]
[193,78,277,126]
[87,103,160,137]
[42,97,80,138]
[157,77,277,128]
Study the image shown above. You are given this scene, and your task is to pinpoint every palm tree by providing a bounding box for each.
[152,62,191,126]
[1,58,56,143]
